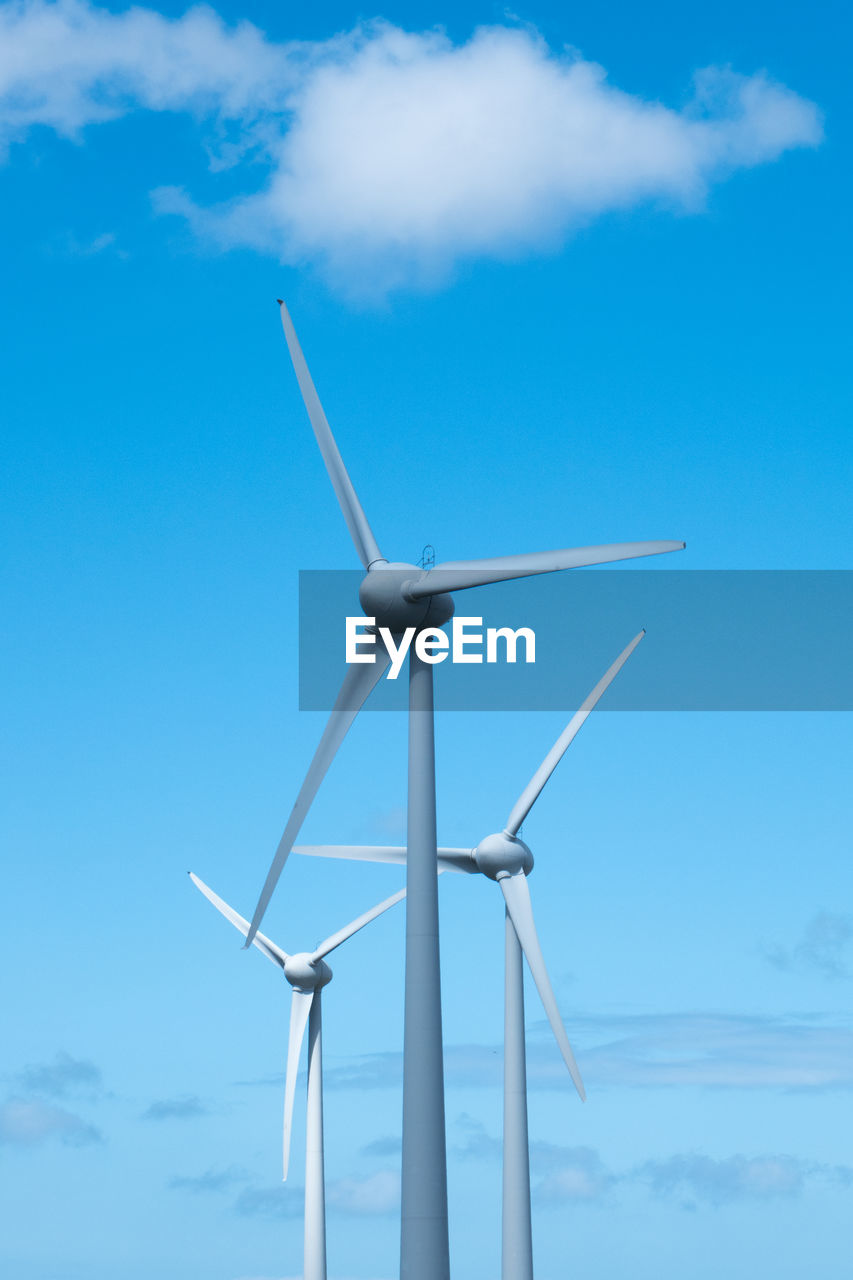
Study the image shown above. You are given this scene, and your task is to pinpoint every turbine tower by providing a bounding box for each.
[190,872,406,1280]
[293,629,644,1278]
[246,303,685,1280]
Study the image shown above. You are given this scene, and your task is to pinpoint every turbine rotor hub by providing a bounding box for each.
[283,952,332,992]
[358,562,454,633]
[473,832,534,881]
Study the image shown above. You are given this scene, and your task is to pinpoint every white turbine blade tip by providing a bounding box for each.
[505,628,645,834]
[276,302,382,568]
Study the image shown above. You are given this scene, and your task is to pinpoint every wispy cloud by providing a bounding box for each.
[0,2,823,295]
[323,1051,403,1091]
[51,230,129,259]
[455,1115,615,1202]
[170,1165,248,1193]
[0,1097,102,1147]
[12,1051,104,1100]
[235,1170,399,1219]
[360,1135,402,1158]
[363,806,406,839]
[569,1011,853,1089]
[234,1185,304,1220]
[232,1073,283,1089]
[453,1118,853,1208]
[453,1113,502,1161]
[323,1011,853,1092]
[326,1169,399,1215]
[322,1042,503,1090]
[141,1095,210,1122]
[638,1152,852,1208]
[537,1155,614,1204]
[764,912,853,980]
[0,1052,105,1148]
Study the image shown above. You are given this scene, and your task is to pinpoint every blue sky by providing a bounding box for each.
[1,2,851,1277]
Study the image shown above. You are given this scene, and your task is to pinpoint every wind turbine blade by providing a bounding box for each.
[283,989,314,1181]
[295,844,408,865]
[278,301,384,569]
[245,652,391,948]
[499,872,585,1101]
[189,873,288,969]
[294,845,477,874]
[405,541,684,598]
[311,886,407,961]
[504,629,645,836]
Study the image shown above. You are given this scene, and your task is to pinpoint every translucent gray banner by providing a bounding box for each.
[298,571,853,711]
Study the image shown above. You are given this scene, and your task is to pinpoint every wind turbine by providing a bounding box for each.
[246,302,685,1280]
[189,872,406,1280]
[291,629,644,1280]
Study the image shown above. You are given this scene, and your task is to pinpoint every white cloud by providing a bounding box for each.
[0,1096,102,1146]
[360,1134,402,1158]
[0,2,823,294]
[234,1185,304,1220]
[638,1152,852,1207]
[57,230,126,258]
[207,29,820,293]
[326,1168,399,1215]
[0,0,292,143]
[538,1163,610,1202]
[764,911,853,979]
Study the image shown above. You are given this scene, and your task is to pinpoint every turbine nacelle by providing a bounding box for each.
[283,952,333,992]
[358,561,455,633]
[474,831,534,881]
